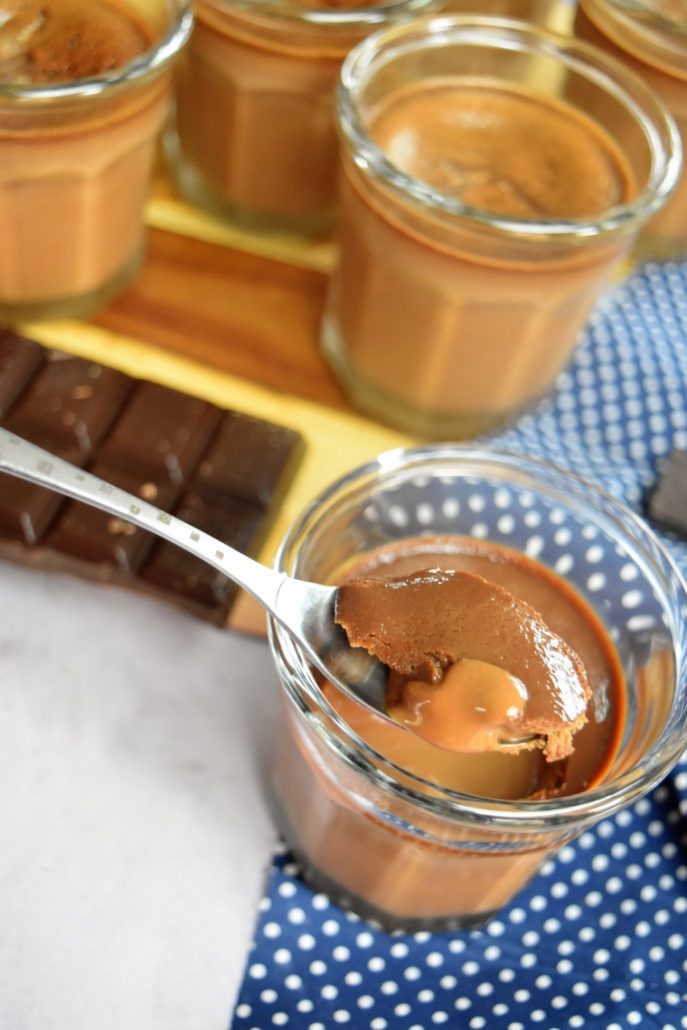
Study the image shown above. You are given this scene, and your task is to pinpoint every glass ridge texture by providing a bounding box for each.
[268,447,687,931]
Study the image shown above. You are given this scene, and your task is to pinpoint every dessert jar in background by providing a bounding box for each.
[321,17,681,439]
[444,0,574,32]
[0,0,193,323]
[268,447,687,931]
[575,0,687,259]
[166,0,435,236]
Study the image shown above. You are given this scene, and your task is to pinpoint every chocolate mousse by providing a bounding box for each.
[368,81,632,218]
[323,64,644,436]
[0,0,185,321]
[329,536,625,800]
[0,0,152,83]
[273,534,627,926]
[335,567,591,761]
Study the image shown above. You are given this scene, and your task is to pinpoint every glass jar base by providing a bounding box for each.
[0,249,143,325]
[165,133,335,240]
[271,797,497,933]
[321,312,521,440]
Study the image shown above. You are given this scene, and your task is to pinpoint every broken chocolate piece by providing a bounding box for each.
[647,449,687,539]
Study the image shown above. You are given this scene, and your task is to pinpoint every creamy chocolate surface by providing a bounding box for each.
[329,537,625,800]
[336,567,591,761]
[369,79,634,218]
[0,0,152,84]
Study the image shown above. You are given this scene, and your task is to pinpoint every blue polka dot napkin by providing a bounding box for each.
[231,260,687,1030]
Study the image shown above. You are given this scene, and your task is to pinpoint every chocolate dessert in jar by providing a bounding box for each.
[321,17,681,438]
[268,447,687,930]
[575,0,687,259]
[166,0,435,235]
[0,0,192,323]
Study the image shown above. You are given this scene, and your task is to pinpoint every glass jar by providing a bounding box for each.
[321,16,681,438]
[0,0,193,323]
[268,446,687,930]
[166,0,435,235]
[575,0,687,258]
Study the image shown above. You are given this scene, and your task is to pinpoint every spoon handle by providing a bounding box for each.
[0,427,285,613]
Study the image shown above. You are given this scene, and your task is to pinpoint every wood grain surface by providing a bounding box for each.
[92,227,350,412]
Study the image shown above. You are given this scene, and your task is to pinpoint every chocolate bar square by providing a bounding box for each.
[141,492,264,618]
[4,350,132,458]
[47,462,181,572]
[99,382,222,484]
[192,411,302,507]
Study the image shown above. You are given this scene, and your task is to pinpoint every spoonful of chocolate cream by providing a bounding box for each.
[335,568,592,761]
[0,430,589,758]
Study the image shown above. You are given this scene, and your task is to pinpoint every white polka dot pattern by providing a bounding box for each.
[232,262,687,1029]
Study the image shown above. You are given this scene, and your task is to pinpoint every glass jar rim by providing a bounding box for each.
[202,0,438,29]
[0,0,194,102]
[270,445,687,833]
[338,14,682,240]
[579,0,687,79]
[589,0,687,42]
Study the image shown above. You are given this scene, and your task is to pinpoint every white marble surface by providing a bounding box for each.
[0,561,279,1030]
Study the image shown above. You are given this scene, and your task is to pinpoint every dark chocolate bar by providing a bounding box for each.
[0,329,304,624]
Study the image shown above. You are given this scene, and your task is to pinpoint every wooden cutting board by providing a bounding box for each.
[21,168,413,635]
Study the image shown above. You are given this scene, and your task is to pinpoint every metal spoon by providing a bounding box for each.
[0,427,389,712]
[0,428,541,752]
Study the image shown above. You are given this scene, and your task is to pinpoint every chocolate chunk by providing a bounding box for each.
[647,449,687,538]
[0,331,305,623]
[100,382,222,484]
[47,462,181,572]
[193,410,302,507]
[4,350,132,457]
[0,329,45,419]
[141,493,264,619]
